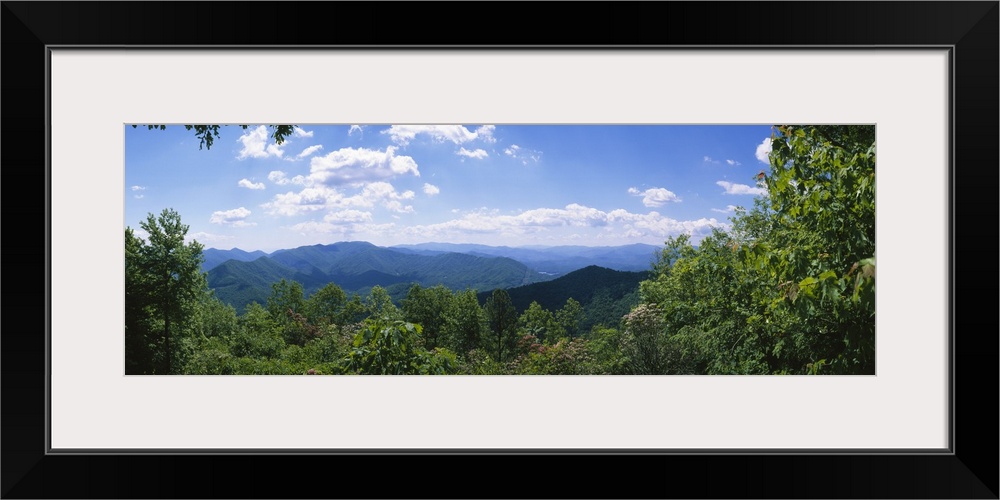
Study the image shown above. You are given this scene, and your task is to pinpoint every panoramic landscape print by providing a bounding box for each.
[125,124,875,375]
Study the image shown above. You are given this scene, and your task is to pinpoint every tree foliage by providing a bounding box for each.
[517,301,564,344]
[304,283,347,326]
[759,124,876,373]
[555,298,583,339]
[484,289,519,363]
[125,208,208,374]
[345,318,458,375]
[441,289,486,356]
[365,285,402,321]
[402,284,452,350]
[637,125,876,374]
[132,124,295,151]
[621,303,669,375]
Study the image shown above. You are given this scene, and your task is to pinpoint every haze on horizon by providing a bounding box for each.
[125,124,773,253]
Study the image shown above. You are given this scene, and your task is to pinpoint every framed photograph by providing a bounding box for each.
[4,2,996,498]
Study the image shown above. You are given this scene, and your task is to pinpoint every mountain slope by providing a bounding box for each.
[392,242,661,274]
[207,242,548,313]
[478,265,650,332]
[201,248,269,272]
[207,256,327,309]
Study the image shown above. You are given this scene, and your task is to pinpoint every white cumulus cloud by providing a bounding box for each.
[262,181,417,216]
[456,147,488,160]
[308,146,419,186]
[726,159,742,166]
[267,170,307,186]
[261,147,424,217]
[628,186,681,207]
[130,185,146,191]
[382,125,495,146]
[209,207,256,227]
[238,178,266,190]
[293,127,313,138]
[261,186,340,216]
[503,144,542,165]
[402,203,724,242]
[711,205,740,214]
[340,181,415,213]
[717,180,768,196]
[186,231,232,245]
[288,219,395,237]
[423,183,440,196]
[756,137,772,164]
[237,125,286,160]
[323,209,374,224]
[297,145,323,158]
[474,125,496,143]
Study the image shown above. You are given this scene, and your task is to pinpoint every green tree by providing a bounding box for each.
[516,337,594,375]
[584,325,629,375]
[125,227,154,373]
[755,124,876,373]
[517,301,564,344]
[555,297,584,339]
[641,231,770,374]
[345,318,458,375]
[266,279,309,345]
[125,208,208,374]
[632,124,876,375]
[365,285,401,321]
[190,295,238,340]
[483,289,519,363]
[402,284,453,350]
[181,336,235,375]
[266,279,306,320]
[305,282,348,328]
[621,303,669,375]
[340,294,367,325]
[441,289,486,356]
[230,302,285,359]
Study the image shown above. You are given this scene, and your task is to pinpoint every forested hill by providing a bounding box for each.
[207,242,545,312]
[479,265,649,332]
[202,247,269,272]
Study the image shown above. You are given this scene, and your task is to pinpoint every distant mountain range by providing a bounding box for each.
[392,242,661,274]
[202,241,663,314]
[206,242,546,312]
[203,242,663,275]
[202,248,269,271]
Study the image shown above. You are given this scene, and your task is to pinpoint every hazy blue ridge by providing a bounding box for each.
[390,242,662,274]
[205,242,554,313]
[201,248,269,272]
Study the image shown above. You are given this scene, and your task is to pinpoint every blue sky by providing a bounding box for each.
[125,124,774,252]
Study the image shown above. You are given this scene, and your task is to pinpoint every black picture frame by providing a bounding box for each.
[3,2,997,498]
